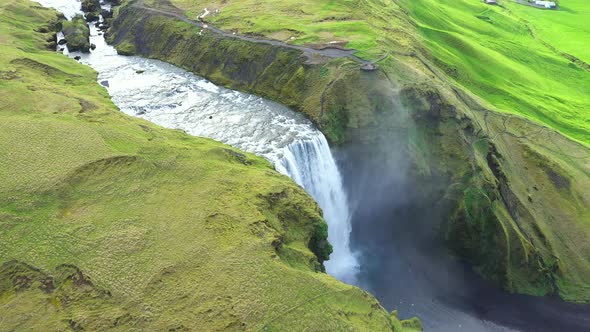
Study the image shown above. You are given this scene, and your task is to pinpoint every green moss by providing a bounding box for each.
[309,222,333,265]
[401,317,423,331]
[62,14,90,52]
[114,41,135,55]
[391,311,423,332]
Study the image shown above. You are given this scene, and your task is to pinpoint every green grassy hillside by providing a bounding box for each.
[165,0,412,59]
[173,0,377,55]
[388,2,590,301]
[0,1,420,330]
[397,0,590,145]
[506,0,590,64]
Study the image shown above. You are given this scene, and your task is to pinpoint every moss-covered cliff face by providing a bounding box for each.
[0,0,421,330]
[107,2,394,144]
[62,14,90,52]
[400,81,590,302]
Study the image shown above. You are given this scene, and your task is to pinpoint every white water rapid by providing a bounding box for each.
[277,135,355,281]
[36,0,359,283]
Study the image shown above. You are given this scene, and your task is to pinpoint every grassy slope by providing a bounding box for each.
[165,0,412,59]
[168,0,373,53]
[506,0,590,64]
[0,1,419,330]
[396,0,590,145]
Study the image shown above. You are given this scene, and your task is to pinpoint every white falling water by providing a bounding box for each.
[36,0,81,19]
[276,135,357,283]
[35,0,359,283]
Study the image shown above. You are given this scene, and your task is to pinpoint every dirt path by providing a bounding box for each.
[130,0,375,66]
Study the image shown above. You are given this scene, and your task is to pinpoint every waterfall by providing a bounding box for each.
[35,0,359,284]
[276,134,358,284]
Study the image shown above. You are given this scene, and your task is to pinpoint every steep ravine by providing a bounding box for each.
[104,0,590,330]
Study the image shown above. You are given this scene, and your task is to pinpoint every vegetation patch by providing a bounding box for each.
[62,14,90,52]
[398,0,590,145]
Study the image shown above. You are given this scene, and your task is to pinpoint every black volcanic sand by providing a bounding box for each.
[336,141,590,332]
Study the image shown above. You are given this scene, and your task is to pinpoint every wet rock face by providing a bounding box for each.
[399,83,590,302]
[85,11,99,22]
[101,9,113,19]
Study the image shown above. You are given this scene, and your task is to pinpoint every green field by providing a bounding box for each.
[166,0,410,59]
[397,0,590,145]
[394,0,590,299]
[0,0,418,330]
[506,0,590,64]
[170,0,372,50]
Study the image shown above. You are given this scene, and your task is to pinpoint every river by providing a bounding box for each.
[35,0,590,331]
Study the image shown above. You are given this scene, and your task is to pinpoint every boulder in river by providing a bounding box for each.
[58,39,67,45]
[85,11,99,22]
[81,0,100,13]
[90,43,96,50]
[74,56,81,61]
[100,80,109,87]
[101,9,113,19]
[62,15,91,53]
